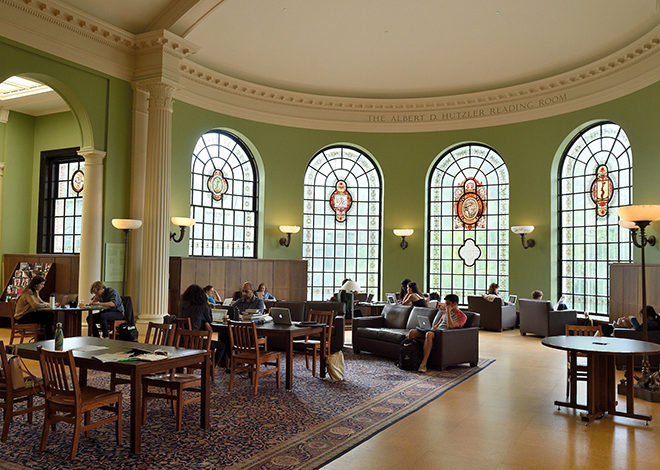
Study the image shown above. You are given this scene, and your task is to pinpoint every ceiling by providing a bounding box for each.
[3,0,660,114]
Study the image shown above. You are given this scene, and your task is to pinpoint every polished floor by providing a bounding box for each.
[323,329,660,470]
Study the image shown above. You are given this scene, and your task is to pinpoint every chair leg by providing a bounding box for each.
[27,395,34,423]
[40,413,51,452]
[253,366,259,396]
[142,385,149,423]
[2,412,11,443]
[176,388,183,432]
[305,353,310,370]
[70,419,81,461]
[312,347,318,378]
[85,411,91,438]
[115,399,122,446]
[276,357,281,390]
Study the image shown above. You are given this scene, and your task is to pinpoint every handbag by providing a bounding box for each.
[5,354,39,390]
[326,350,345,382]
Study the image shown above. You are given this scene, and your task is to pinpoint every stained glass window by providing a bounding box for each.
[189,130,258,257]
[558,122,633,315]
[303,146,382,301]
[428,144,509,303]
[38,148,83,254]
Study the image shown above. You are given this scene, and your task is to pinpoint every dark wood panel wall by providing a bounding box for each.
[3,253,80,299]
[169,257,308,315]
[609,263,660,320]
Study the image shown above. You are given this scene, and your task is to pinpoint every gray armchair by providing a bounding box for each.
[518,299,577,337]
[467,295,516,331]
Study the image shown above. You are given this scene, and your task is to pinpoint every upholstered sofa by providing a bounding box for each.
[518,299,578,337]
[613,328,660,370]
[467,295,517,331]
[352,304,480,370]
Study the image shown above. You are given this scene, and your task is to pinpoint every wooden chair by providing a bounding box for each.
[4,299,41,344]
[142,324,213,431]
[228,320,281,396]
[110,322,177,390]
[0,341,45,442]
[293,310,333,377]
[174,317,192,331]
[565,324,603,398]
[174,319,215,381]
[37,346,122,461]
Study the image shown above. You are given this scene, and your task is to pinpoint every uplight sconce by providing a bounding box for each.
[393,229,414,250]
[511,226,535,249]
[279,225,300,247]
[170,217,196,243]
[111,219,142,296]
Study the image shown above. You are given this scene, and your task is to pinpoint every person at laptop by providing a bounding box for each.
[400,282,428,307]
[257,283,276,301]
[179,284,225,367]
[408,294,466,373]
[233,282,265,316]
[487,283,514,305]
[89,281,124,338]
[204,285,222,305]
[14,275,55,339]
[398,278,411,302]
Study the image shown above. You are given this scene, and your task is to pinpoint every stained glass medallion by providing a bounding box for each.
[454,177,486,230]
[330,180,353,222]
[207,169,229,201]
[590,165,614,217]
[458,238,482,267]
[71,169,84,194]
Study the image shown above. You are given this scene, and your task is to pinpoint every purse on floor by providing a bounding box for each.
[326,351,345,382]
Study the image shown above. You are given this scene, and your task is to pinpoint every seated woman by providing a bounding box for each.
[14,275,54,339]
[400,282,428,307]
[179,284,225,366]
[257,283,276,300]
[616,306,660,331]
[398,278,411,302]
[487,283,513,304]
[204,285,222,305]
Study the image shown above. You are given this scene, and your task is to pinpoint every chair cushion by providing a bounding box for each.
[382,304,413,329]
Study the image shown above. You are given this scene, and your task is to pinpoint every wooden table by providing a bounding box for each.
[356,302,386,317]
[15,337,211,454]
[37,306,102,337]
[212,322,326,389]
[542,335,660,423]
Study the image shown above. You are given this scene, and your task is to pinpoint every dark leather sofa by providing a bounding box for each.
[518,299,578,338]
[613,328,660,370]
[352,304,480,370]
[467,295,516,331]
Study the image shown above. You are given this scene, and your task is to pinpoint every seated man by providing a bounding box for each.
[89,281,124,338]
[233,281,265,317]
[532,290,543,300]
[408,293,466,373]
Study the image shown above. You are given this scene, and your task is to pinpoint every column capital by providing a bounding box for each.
[77,148,107,165]
[146,82,176,112]
[0,108,9,123]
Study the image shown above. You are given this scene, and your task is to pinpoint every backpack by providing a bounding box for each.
[117,322,139,342]
[397,338,423,370]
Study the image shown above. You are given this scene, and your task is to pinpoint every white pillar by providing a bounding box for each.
[0,162,5,259]
[128,84,149,311]
[136,82,174,329]
[77,149,106,302]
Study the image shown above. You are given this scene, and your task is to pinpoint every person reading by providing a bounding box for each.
[14,275,55,339]
[408,294,466,373]
[89,281,124,338]
[233,281,265,316]
[204,285,222,305]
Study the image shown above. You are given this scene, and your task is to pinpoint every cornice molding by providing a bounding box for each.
[3,0,660,132]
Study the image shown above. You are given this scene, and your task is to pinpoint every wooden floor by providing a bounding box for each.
[323,329,660,470]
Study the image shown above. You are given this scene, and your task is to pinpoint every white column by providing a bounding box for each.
[136,82,174,329]
[0,162,5,258]
[128,84,149,311]
[77,149,106,303]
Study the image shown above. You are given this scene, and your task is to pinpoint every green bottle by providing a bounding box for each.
[55,322,64,351]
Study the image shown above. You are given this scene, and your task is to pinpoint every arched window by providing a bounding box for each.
[189,130,258,257]
[558,122,632,314]
[303,146,382,300]
[428,144,509,302]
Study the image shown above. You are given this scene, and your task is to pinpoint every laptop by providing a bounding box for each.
[271,307,292,325]
[508,295,517,305]
[212,309,229,323]
[60,294,69,307]
[386,293,397,304]
[366,293,374,303]
[417,316,431,329]
[222,298,234,306]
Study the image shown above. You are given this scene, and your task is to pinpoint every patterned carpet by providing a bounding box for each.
[0,351,494,470]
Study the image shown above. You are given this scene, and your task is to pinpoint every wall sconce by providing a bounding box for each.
[393,229,414,250]
[111,219,142,296]
[511,226,535,249]
[170,217,196,243]
[279,225,300,247]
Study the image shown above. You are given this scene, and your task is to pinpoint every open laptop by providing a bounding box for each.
[222,298,234,306]
[212,309,229,323]
[508,295,517,305]
[60,294,69,307]
[271,307,293,325]
[366,293,374,303]
[386,293,397,304]
[417,316,431,329]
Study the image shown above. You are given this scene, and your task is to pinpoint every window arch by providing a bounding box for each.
[189,130,258,257]
[558,122,632,315]
[428,143,509,302]
[303,146,382,300]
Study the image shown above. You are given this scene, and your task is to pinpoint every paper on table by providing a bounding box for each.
[92,352,133,363]
[73,345,108,352]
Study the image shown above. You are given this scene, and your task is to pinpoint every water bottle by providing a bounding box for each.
[50,294,56,309]
[55,322,64,351]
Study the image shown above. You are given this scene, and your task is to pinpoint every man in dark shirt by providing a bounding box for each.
[233,281,265,316]
[90,280,125,338]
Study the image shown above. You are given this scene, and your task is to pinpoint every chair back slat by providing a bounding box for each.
[145,322,177,346]
[174,317,192,331]
[308,309,334,326]
[565,324,602,337]
[229,321,259,353]
[176,323,213,351]
[0,341,13,390]
[38,347,80,403]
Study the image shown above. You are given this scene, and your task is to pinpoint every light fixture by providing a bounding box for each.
[511,226,535,249]
[279,225,300,247]
[170,217,196,243]
[393,229,414,250]
[111,219,142,296]
[340,280,361,293]
[618,204,660,387]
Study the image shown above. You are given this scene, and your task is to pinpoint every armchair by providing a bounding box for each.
[518,299,577,337]
[467,295,517,331]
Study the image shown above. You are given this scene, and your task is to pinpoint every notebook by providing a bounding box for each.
[271,307,292,325]
[508,295,517,305]
[386,293,397,304]
[417,316,431,329]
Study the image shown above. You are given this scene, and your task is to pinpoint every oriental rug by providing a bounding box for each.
[0,352,494,470]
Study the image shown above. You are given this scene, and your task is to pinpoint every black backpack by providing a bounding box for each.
[397,338,423,370]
